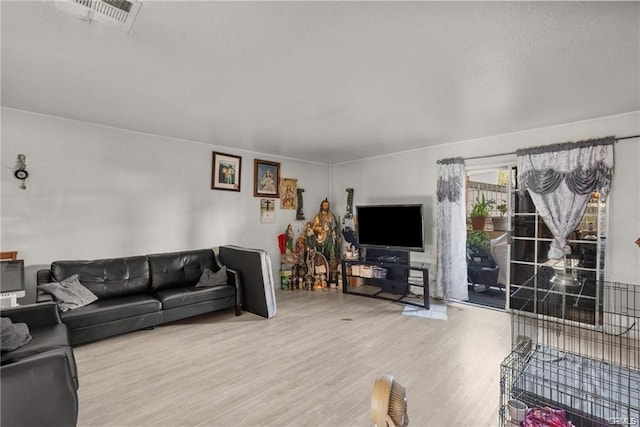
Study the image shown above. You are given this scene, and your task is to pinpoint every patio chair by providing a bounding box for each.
[467,249,501,293]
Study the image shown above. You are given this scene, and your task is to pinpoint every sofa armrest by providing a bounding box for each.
[36,269,55,302]
[226,268,238,291]
[37,268,53,286]
[226,268,242,314]
[0,302,62,328]
[1,351,78,427]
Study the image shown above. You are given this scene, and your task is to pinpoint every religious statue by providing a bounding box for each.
[281,224,297,264]
[286,224,295,253]
[310,198,340,283]
[305,248,329,291]
[285,199,339,290]
[314,274,328,291]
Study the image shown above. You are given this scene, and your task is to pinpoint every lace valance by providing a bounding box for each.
[517,137,615,196]
[516,137,615,259]
[436,158,465,203]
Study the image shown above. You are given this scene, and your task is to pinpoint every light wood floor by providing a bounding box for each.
[74,289,511,426]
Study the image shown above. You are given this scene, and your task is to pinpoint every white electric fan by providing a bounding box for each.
[370,374,409,427]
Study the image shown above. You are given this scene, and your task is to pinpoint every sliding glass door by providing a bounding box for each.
[509,170,607,325]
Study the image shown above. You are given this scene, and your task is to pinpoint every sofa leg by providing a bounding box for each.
[144,326,155,330]
[235,305,241,316]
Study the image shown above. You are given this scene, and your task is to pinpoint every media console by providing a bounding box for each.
[341,258,430,310]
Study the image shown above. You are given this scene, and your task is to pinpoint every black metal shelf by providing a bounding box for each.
[341,259,430,309]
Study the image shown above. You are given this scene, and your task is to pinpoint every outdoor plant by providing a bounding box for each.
[470,194,496,218]
[491,199,509,231]
[467,230,491,255]
[496,200,508,217]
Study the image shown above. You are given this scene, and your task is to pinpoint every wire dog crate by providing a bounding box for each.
[500,278,639,426]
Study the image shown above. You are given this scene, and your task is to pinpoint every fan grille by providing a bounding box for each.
[388,381,408,426]
[371,375,408,427]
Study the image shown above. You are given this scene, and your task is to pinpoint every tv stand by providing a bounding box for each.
[341,259,430,309]
[376,255,404,264]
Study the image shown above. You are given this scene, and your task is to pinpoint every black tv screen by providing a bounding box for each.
[356,204,425,252]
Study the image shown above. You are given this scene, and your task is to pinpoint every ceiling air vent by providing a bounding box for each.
[55,0,142,32]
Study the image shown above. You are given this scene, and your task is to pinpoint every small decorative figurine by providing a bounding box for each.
[282,224,297,264]
[286,224,294,252]
[314,273,328,291]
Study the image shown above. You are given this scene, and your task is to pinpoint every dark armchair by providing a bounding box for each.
[1,303,79,427]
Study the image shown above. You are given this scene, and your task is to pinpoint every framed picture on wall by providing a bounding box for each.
[212,152,242,192]
[260,199,276,223]
[254,159,280,198]
[279,178,297,209]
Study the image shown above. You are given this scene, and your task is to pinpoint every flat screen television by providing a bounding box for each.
[0,259,25,298]
[356,204,425,252]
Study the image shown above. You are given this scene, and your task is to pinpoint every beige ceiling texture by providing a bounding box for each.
[2,1,639,164]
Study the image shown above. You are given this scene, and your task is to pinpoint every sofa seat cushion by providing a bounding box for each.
[60,294,161,330]
[1,323,69,365]
[153,285,235,310]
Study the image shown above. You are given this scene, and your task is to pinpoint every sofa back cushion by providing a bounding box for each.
[51,257,150,299]
[147,249,218,291]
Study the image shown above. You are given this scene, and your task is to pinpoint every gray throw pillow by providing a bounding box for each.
[196,266,227,287]
[1,317,32,352]
[38,274,98,312]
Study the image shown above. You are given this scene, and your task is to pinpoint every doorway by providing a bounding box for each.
[464,163,609,318]
[465,167,513,310]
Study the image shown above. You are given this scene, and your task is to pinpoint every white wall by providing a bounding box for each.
[1,108,329,302]
[2,108,638,305]
[330,112,640,285]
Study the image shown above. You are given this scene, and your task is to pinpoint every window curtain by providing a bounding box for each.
[516,137,615,260]
[436,158,468,301]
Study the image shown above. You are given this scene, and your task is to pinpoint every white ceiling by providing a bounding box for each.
[2,1,639,164]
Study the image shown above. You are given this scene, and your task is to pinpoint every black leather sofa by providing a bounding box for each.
[36,249,240,345]
[1,302,79,427]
